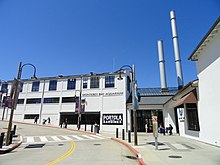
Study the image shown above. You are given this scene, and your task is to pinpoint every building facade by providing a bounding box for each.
[0,71,132,132]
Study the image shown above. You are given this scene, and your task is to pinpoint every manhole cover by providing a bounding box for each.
[58,144,64,146]
[168,155,182,159]
[125,156,137,160]
[93,144,101,146]
[25,144,45,149]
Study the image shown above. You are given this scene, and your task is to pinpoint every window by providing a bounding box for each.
[44,97,60,103]
[186,104,200,131]
[49,80,57,91]
[26,98,41,104]
[62,97,76,103]
[17,99,25,104]
[90,77,99,88]
[24,114,39,119]
[105,76,115,88]
[20,83,23,92]
[32,81,40,92]
[67,79,76,90]
[83,77,88,89]
[1,83,8,93]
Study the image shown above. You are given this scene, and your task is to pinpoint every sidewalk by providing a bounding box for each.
[1,121,220,165]
[101,131,220,165]
[0,121,22,154]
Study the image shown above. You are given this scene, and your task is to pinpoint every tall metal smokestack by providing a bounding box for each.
[170,10,184,89]
[157,40,168,92]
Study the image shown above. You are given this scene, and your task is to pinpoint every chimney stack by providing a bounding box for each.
[157,40,168,92]
[170,10,184,89]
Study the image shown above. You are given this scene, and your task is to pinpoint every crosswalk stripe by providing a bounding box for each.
[82,135,95,139]
[51,136,62,141]
[27,137,35,143]
[70,135,84,140]
[90,135,105,139]
[62,136,73,140]
[39,136,49,142]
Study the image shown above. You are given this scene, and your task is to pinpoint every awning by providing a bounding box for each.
[175,91,197,107]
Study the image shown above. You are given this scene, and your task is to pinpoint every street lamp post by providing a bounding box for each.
[118,64,138,146]
[75,76,83,130]
[5,62,37,145]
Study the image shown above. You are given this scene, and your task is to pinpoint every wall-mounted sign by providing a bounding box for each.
[82,92,123,97]
[102,114,123,125]
[177,108,185,122]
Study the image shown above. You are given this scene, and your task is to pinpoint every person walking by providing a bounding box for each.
[34,116,38,124]
[47,117,51,124]
[64,118,68,128]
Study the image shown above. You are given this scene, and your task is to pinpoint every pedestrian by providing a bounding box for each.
[34,116,38,124]
[48,117,51,124]
[64,118,68,128]
[169,124,173,135]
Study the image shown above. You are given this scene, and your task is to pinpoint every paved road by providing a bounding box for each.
[0,121,139,165]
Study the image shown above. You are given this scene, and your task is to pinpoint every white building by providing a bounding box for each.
[188,17,220,146]
[0,71,132,132]
[164,17,220,147]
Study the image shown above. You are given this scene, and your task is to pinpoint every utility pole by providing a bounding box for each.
[6,62,22,145]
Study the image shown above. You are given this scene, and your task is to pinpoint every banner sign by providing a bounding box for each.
[177,108,185,122]
[102,114,123,125]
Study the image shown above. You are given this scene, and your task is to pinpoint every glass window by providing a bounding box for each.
[62,97,76,103]
[26,98,41,104]
[1,83,8,93]
[105,76,115,88]
[32,81,40,92]
[90,77,99,88]
[186,104,200,131]
[17,99,25,104]
[24,114,39,119]
[49,80,57,91]
[67,79,76,90]
[83,77,88,89]
[44,97,60,103]
[20,83,23,92]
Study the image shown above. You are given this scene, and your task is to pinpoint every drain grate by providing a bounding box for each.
[125,156,137,160]
[147,142,165,146]
[93,144,101,146]
[25,144,45,149]
[168,155,182,159]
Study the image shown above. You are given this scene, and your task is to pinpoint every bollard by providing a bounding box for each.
[122,129,125,140]
[9,131,13,145]
[91,125,93,132]
[116,128,118,138]
[0,132,5,148]
[128,130,131,143]
[85,124,87,131]
[13,125,17,135]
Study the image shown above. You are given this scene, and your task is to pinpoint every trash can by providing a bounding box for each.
[94,124,99,133]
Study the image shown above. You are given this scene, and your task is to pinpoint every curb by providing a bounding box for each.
[111,137,146,165]
[0,135,22,154]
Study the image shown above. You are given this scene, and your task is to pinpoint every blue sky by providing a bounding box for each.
[0,0,219,87]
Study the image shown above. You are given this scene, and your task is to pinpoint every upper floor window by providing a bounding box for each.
[1,83,8,93]
[26,98,41,104]
[20,83,23,92]
[49,80,57,91]
[62,97,76,103]
[17,99,25,104]
[90,77,99,88]
[32,81,40,92]
[44,97,60,103]
[83,77,88,89]
[67,79,76,90]
[105,76,115,88]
